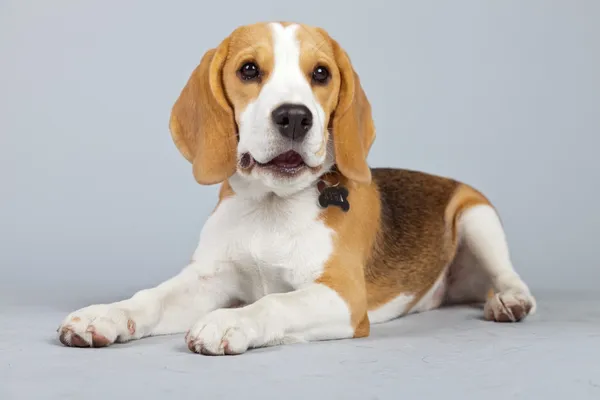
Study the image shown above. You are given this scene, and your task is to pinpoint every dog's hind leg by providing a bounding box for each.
[446,202,536,322]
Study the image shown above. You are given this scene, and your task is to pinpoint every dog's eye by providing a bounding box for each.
[312,66,330,84]
[238,62,260,81]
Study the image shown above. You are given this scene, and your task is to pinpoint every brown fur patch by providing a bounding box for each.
[316,174,380,338]
[169,40,237,185]
[316,168,493,336]
[221,23,275,123]
[169,23,276,186]
[365,171,493,314]
[328,39,375,184]
[295,23,375,184]
[364,169,460,312]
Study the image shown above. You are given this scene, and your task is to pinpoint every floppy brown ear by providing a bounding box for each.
[169,37,238,185]
[330,40,376,185]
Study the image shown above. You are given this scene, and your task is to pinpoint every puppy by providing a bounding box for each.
[57,22,536,355]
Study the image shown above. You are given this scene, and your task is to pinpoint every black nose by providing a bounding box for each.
[271,103,313,141]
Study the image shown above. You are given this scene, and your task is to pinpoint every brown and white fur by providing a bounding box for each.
[57,22,536,355]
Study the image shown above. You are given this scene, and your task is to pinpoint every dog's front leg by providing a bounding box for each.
[186,283,361,355]
[57,260,238,348]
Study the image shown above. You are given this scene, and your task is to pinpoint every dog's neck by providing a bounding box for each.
[225,165,351,217]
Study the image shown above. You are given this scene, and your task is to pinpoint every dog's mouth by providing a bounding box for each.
[240,150,307,176]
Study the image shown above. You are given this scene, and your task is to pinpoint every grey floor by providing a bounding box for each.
[2,291,599,400]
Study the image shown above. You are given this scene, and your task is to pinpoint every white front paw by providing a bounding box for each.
[57,304,136,348]
[186,309,257,356]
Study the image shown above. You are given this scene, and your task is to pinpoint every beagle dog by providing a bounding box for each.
[57,21,536,355]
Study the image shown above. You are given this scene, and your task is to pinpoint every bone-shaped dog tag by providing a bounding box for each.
[318,186,350,212]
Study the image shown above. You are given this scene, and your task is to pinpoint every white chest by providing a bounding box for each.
[194,189,334,302]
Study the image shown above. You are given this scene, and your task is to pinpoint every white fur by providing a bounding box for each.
[236,22,332,197]
[368,293,415,324]
[410,269,448,313]
[58,183,355,352]
[187,284,352,355]
[457,205,536,315]
[458,207,533,293]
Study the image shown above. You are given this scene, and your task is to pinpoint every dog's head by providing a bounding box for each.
[169,22,375,196]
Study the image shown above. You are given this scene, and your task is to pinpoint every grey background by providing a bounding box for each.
[2,1,598,305]
[1,1,600,399]
[0,0,600,304]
